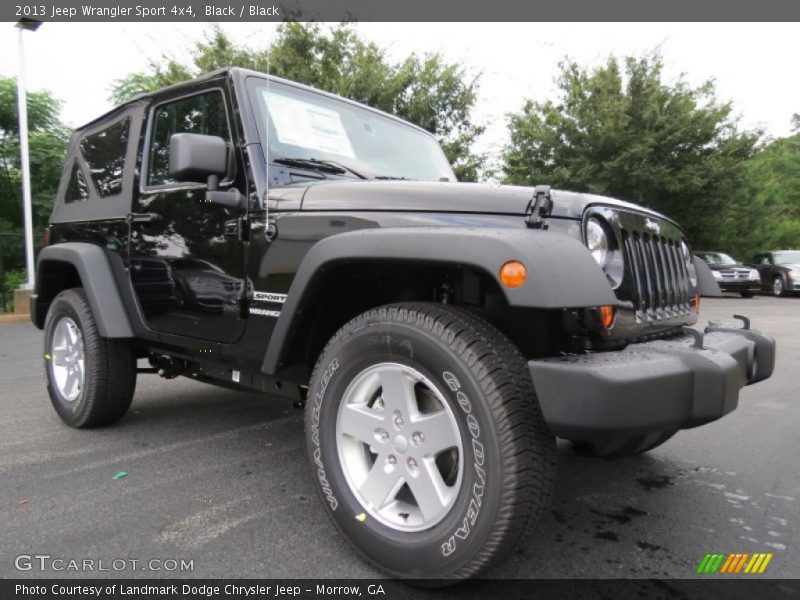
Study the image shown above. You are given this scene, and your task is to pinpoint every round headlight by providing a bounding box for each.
[586,218,609,266]
[681,241,691,264]
[682,240,697,285]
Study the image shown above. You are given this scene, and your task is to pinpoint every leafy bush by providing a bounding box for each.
[1,270,27,313]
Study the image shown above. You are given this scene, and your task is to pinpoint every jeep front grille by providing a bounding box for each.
[620,229,693,322]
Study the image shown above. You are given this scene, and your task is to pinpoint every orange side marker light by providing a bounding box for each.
[499,260,527,288]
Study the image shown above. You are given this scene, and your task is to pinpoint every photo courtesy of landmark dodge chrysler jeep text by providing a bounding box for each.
[30,68,776,581]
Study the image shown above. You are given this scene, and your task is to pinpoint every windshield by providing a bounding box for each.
[696,252,737,265]
[773,251,800,265]
[248,79,456,182]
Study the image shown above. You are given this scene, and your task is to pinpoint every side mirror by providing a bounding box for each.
[168,133,245,211]
[169,133,228,182]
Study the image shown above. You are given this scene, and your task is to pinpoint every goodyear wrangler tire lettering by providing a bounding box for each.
[440,371,486,557]
[310,358,339,510]
[304,303,555,580]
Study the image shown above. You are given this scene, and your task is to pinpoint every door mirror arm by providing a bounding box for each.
[206,174,245,211]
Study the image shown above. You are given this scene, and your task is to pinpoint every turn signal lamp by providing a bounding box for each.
[692,293,701,312]
[597,305,616,329]
[499,261,527,288]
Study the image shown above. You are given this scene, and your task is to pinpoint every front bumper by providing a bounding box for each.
[528,320,775,441]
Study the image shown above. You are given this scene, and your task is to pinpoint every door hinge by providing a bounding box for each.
[224,217,251,241]
[239,217,251,242]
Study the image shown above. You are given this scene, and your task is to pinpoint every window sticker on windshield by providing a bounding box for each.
[264,91,355,158]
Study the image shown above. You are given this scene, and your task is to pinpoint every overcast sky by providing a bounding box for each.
[1,22,798,158]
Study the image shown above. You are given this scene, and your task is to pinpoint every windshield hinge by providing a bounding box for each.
[526,185,553,230]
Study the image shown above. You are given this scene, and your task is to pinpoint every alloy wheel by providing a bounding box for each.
[336,362,463,532]
[50,316,86,402]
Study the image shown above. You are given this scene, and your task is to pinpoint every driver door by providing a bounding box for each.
[128,86,247,343]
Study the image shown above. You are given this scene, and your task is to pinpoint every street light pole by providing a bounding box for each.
[16,19,41,291]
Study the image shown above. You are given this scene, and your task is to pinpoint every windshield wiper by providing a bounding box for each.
[274,157,366,180]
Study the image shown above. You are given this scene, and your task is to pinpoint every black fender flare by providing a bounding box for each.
[33,243,136,338]
[261,227,617,375]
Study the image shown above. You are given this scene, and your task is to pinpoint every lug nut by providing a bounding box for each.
[393,413,404,429]
[376,429,390,443]
[412,432,424,445]
[387,455,397,465]
[407,457,417,469]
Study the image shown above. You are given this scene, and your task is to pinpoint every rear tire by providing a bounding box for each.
[305,303,555,580]
[44,288,137,428]
[572,430,678,459]
[773,276,785,297]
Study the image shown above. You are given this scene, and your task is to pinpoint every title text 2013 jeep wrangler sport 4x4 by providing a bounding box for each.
[31,68,775,581]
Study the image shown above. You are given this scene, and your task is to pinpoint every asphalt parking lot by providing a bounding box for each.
[1,295,798,580]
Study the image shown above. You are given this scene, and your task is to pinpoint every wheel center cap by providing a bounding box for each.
[393,434,409,454]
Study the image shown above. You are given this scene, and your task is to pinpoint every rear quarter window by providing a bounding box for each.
[79,117,131,197]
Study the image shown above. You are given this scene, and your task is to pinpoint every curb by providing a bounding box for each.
[0,314,31,325]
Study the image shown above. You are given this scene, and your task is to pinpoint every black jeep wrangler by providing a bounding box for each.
[31,67,775,580]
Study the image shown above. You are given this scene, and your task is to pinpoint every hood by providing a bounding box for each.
[294,180,672,221]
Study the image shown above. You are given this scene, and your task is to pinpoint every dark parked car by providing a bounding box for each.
[694,251,761,297]
[29,68,776,581]
[750,250,800,296]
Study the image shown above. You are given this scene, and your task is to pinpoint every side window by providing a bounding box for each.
[147,90,231,187]
[65,160,89,204]
[79,118,130,197]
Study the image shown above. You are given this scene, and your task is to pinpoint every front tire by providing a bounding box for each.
[44,288,137,428]
[305,303,555,580]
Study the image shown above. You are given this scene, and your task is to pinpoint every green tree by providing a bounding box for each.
[722,131,800,258]
[110,24,485,180]
[502,55,759,247]
[0,77,68,269]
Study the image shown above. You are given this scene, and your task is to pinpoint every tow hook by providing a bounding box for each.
[732,314,751,330]
[682,327,704,349]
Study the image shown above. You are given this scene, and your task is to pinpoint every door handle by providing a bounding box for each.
[126,212,160,223]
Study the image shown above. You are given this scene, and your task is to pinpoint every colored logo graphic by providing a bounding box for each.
[697,552,773,574]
